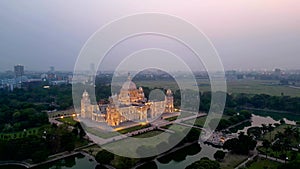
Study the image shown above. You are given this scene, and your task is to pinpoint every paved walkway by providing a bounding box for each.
[224,119,250,131]
[0,161,30,168]
[257,154,285,163]
[234,151,286,169]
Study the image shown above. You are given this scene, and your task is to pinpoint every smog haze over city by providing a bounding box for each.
[1,1,300,169]
[0,0,300,72]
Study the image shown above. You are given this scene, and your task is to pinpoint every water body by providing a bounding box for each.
[155,143,224,169]
[1,112,297,169]
[33,153,97,169]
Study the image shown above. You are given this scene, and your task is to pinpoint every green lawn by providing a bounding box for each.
[117,124,150,134]
[163,124,189,133]
[262,124,289,142]
[133,130,164,138]
[220,153,248,169]
[85,127,119,139]
[184,115,230,127]
[257,147,300,160]
[165,116,178,121]
[103,132,171,157]
[57,117,78,126]
[165,112,195,121]
[246,158,280,169]
[184,116,207,127]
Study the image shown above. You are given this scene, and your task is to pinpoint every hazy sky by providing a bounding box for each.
[0,0,299,71]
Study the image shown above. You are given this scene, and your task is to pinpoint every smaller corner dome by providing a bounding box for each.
[82,90,89,97]
[166,89,172,95]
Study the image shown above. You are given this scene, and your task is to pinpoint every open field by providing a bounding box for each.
[85,127,119,139]
[133,130,164,138]
[164,111,194,121]
[262,124,289,142]
[258,147,300,160]
[103,131,171,157]
[162,124,189,133]
[220,153,248,169]
[246,158,280,169]
[183,115,230,127]
[117,124,150,134]
[136,79,300,97]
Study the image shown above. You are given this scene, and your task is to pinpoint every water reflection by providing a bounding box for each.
[155,143,223,169]
[33,153,97,169]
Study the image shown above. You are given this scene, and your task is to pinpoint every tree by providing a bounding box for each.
[95,150,114,165]
[262,139,271,158]
[31,150,49,163]
[271,141,281,161]
[186,157,220,169]
[214,150,226,161]
[247,127,262,138]
[223,133,256,155]
[136,145,156,161]
[113,156,137,169]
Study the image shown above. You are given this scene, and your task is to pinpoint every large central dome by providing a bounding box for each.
[121,78,137,91]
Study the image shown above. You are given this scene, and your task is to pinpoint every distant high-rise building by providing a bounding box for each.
[50,66,55,72]
[90,63,96,74]
[14,64,24,78]
[274,68,282,77]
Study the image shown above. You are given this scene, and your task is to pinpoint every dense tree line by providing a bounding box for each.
[186,157,220,169]
[0,84,74,133]
[225,93,300,113]
[223,132,257,155]
[173,90,300,114]
[0,124,83,163]
[209,110,252,131]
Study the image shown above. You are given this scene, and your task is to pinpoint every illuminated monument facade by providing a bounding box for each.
[81,75,174,126]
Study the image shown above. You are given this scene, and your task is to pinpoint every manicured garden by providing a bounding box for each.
[0,126,45,140]
[57,117,78,126]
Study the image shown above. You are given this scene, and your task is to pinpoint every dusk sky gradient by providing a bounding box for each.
[0,0,299,71]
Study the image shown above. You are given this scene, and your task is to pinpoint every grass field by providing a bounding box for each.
[262,124,289,142]
[103,131,171,157]
[57,117,78,126]
[85,127,119,139]
[184,116,207,127]
[220,153,248,169]
[258,146,300,160]
[133,130,164,138]
[136,79,300,97]
[165,111,194,121]
[117,124,150,134]
[162,124,189,133]
[183,115,230,127]
[246,158,280,169]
